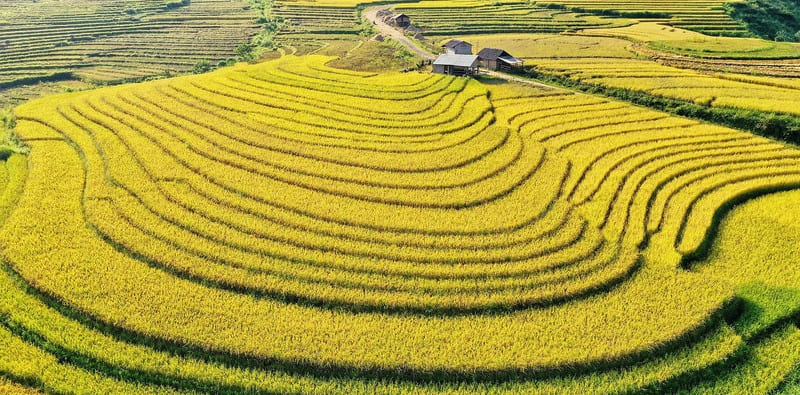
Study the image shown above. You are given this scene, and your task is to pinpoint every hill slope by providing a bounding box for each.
[1,55,800,392]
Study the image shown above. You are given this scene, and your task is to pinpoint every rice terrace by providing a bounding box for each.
[3,0,800,393]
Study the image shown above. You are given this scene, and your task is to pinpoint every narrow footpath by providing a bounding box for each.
[363,6,435,60]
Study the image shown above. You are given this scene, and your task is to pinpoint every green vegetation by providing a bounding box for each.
[165,0,191,9]
[241,0,288,60]
[328,39,419,71]
[726,0,800,42]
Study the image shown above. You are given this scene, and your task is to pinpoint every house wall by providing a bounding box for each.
[433,65,477,76]
[450,66,476,76]
[454,43,472,55]
[479,59,498,70]
[445,43,472,55]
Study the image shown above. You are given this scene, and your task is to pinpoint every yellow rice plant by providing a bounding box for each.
[4,55,800,392]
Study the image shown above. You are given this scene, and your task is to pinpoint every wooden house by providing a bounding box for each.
[476,48,524,71]
[432,54,480,76]
[390,13,411,28]
[442,39,472,55]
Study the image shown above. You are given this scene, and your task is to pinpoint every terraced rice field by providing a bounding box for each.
[586,22,800,59]
[394,1,633,36]
[455,33,638,58]
[538,0,749,35]
[635,48,800,78]
[528,57,800,116]
[272,3,361,54]
[463,33,800,116]
[0,0,260,87]
[2,54,800,392]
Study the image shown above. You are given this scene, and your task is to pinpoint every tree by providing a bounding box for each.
[236,43,255,61]
[192,60,213,74]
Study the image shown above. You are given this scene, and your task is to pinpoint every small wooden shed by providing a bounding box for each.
[476,48,524,71]
[442,39,472,55]
[432,54,480,76]
[390,13,411,28]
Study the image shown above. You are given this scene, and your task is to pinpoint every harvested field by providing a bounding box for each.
[0,0,260,87]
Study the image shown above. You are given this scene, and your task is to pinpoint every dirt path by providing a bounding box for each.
[363,6,435,60]
[483,69,555,89]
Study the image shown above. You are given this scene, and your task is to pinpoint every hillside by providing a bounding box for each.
[1,0,800,393]
[0,55,795,392]
[0,0,260,106]
[726,0,800,42]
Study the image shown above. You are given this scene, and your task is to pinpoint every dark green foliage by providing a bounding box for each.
[0,72,73,90]
[356,10,376,37]
[191,60,213,74]
[726,0,800,42]
[0,111,13,133]
[241,0,285,57]
[537,2,671,19]
[165,0,190,9]
[235,43,257,61]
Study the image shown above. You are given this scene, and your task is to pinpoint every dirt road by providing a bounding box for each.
[362,6,435,60]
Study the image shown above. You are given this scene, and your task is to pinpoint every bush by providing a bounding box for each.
[192,60,213,74]
[165,0,190,9]
[235,43,256,61]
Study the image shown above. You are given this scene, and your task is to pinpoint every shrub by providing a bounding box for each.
[192,60,214,74]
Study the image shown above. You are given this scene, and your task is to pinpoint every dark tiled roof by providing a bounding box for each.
[443,39,470,49]
[477,48,508,60]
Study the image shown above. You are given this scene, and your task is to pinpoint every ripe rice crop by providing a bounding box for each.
[537,0,749,36]
[3,55,800,392]
[586,22,800,59]
[395,2,632,36]
[527,57,800,116]
[456,31,800,88]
